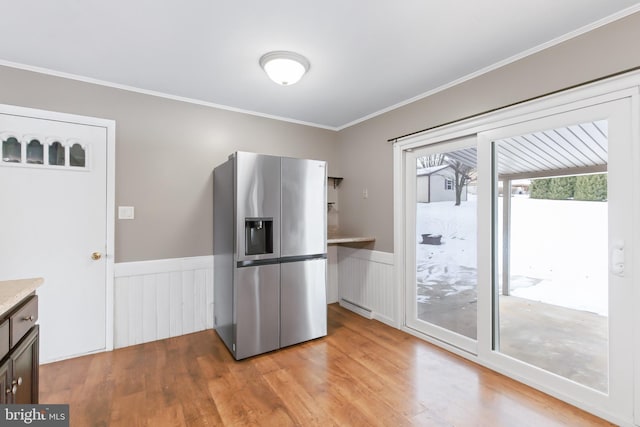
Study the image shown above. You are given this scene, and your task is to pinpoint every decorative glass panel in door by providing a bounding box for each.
[406,136,478,352]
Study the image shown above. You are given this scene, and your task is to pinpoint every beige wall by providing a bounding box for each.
[336,11,640,253]
[0,66,339,262]
[3,11,640,260]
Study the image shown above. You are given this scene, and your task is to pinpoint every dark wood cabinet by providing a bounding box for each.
[0,294,39,404]
[11,326,39,403]
[0,358,10,404]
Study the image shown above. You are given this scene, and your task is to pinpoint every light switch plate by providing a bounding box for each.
[118,206,135,220]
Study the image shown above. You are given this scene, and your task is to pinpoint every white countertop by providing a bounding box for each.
[0,277,43,315]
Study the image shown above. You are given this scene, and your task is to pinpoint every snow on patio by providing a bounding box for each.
[416,195,608,316]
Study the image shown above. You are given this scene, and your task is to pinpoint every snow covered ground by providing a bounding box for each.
[416,196,477,302]
[416,195,608,316]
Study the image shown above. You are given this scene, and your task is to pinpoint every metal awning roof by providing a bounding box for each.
[495,120,607,180]
[416,164,450,176]
[425,120,608,180]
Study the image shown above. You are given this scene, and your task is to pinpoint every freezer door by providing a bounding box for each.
[236,152,281,262]
[235,264,280,359]
[280,258,327,348]
[281,157,327,257]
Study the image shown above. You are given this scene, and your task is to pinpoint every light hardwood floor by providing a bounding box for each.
[40,304,613,426]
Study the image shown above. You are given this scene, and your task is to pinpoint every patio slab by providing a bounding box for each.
[417,293,607,391]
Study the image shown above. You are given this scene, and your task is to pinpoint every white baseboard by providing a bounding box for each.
[339,298,373,319]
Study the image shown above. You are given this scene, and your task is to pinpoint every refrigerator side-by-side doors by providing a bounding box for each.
[235,264,280,359]
[280,258,327,348]
[235,152,281,262]
[280,157,328,348]
[281,157,326,257]
[215,153,328,360]
[233,153,282,359]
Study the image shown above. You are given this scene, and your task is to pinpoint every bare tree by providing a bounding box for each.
[417,154,444,169]
[446,159,473,206]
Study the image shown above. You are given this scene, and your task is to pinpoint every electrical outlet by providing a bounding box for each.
[363,188,368,199]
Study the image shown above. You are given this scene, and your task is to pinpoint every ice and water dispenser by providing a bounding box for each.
[245,217,274,255]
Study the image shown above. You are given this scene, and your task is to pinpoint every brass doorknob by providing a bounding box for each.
[91,252,102,260]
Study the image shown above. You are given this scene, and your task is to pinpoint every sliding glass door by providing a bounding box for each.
[481,98,633,418]
[493,121,610,392]
[405,136,478,353]
[403,94,635,422]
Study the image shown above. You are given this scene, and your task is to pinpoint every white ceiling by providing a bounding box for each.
[1,1,639,130]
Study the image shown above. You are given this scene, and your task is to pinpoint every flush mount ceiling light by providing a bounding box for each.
[259,51,310,86]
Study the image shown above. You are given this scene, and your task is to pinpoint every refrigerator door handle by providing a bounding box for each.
[237,258,282,268]
[237,254,327,268]
[279,254,327,264]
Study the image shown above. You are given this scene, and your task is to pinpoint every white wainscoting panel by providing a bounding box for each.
[327,245,339,304]
[114,256,214,349]
[337,247,396,326]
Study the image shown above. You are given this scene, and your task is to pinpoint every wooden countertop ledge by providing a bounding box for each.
[0,277,43,315]
[327,234,376,245]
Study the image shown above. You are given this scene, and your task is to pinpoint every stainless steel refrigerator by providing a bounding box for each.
[213,152,327,360]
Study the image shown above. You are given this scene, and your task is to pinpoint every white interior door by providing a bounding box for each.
[0,108,112,363]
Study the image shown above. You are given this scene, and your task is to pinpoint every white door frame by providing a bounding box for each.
[393,70,640,426]
[0,103,115,354]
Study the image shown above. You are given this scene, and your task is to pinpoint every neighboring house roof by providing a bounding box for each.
[417,164,451,177]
